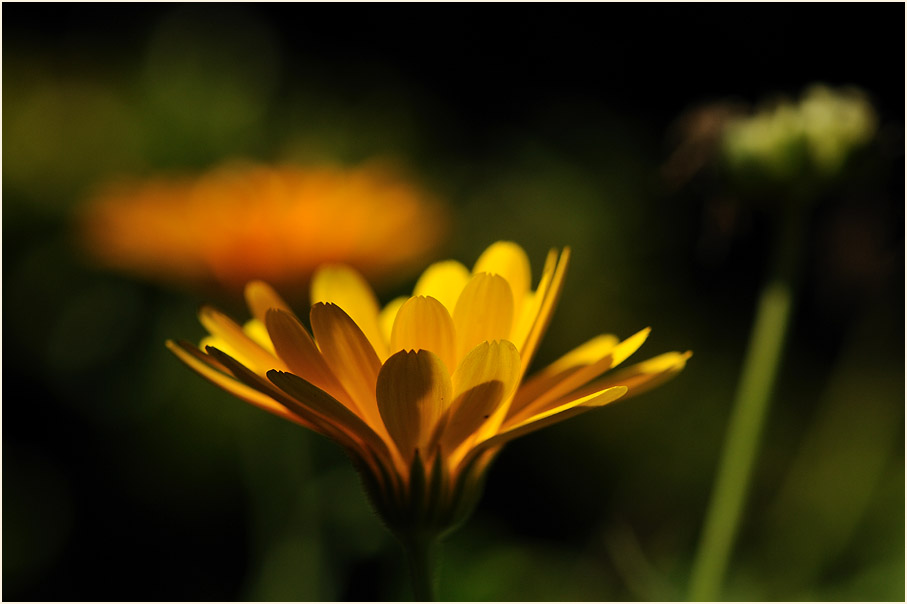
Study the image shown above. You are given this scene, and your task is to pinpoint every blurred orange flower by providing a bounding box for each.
[77,161,448,294]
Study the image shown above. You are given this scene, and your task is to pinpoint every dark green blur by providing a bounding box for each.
[4,5,903,601]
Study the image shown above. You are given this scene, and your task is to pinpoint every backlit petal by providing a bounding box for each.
[268,369,399,466]
[510,289,539,353]
[520,248,570,373]
[414,259,471,314]
[166,340,310,428]
[243,319,276,354]
[606,327,652,367]
[208,345,397,476]
[205,345,297,403]
[310,302,385,432]
[546,334,622,371]
[265,309,355,409]
[566,350,692,401]
[442,340,521,454]
[507,327,650,424]
[473,241,531,315]
[311,264,388,360]
[390,296,457,373]
[508,333,619,419]
[513,248,567,371]
[244,280,293,324]
[198,306,285,375]
[452,273,514,360]
[376,350,452,461]
[461,385,629,472]
[199,334,243,366]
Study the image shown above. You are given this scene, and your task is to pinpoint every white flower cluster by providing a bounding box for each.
[722,84,877,180]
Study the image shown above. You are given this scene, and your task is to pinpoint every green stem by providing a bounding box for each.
[401,534,439,601]
[688,204,806,601]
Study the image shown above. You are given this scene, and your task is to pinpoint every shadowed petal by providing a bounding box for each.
[268,369,400,468]
[166,340,311,429]
[198,306,285,375]
[310,302,385,433]
[265,309,356,410]
[442,340,521,454]
[376,350,452,461]
[205,346,395,476]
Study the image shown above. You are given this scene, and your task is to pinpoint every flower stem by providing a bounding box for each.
[688,204,806,601]
[401,534,439,601]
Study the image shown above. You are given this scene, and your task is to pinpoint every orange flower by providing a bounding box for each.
[78,161,447,294]
[168,242,690,536]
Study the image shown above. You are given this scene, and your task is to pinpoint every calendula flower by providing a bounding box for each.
[167,242,690,540]
[78,161,447,294]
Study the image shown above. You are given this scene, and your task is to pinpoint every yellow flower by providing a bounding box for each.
[78,161,447,295]
[167,241,690,535]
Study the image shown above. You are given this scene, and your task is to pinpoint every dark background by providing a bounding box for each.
[4,4,904,601]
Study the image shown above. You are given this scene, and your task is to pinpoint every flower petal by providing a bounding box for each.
[199,334,244,366]
[265,309,355,409]
[390,296,457,373]
[311,264,388,360]
[376,349,452,461]
[460,385,629,472]
[509,290,538,354]
[244,280,293,324]
[507,327,650,425]
[565,350,692,401]
[473,241,531,315]
[166,339,310,428]
[205,345,303,406]
[198,306,285,375]
[268,369,399,468]
[441,340,521,454]
[243,319,276,354]
[310,302,385,432]
[546,334,622,371]
[514,248,569,374]
[507,333,619,419]
[606,327,652,367]
[207,345,401,478]
[414,259,471,315]
[452,273,514,360]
